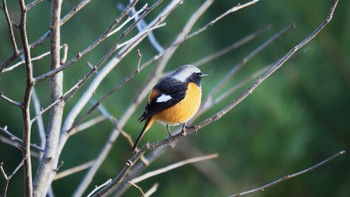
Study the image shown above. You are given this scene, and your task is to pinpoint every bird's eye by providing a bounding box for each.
[192,73,200,77]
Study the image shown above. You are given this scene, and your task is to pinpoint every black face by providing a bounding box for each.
[188,72,203,86]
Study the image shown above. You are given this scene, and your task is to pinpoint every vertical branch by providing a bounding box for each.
[18,0,34,196]
[32,88,46,158]
[33,0,64,196]
[2,0,19,54]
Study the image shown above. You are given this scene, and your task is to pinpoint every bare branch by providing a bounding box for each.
[2,0,19,54]
[144,183,159,197]
[118,2,164,52]
[177,0,260,45]
[60,0,92,25]
[54,160,94,180]
[0,162,9,197]
[86,179,112,197]
[26,0,44,10]
[210,65,269,108]
[106,3,148,38]
[131,153,218,184]
[2,47,56,73]
[229,150,346,197]
[0,157,27,197]
[192,25,271,67]
[0,92,23,108]
[0,126,43,154]
[70,115,106,136]
[128,181,145,197]
[31,88,46,157]
[202,23,295,111]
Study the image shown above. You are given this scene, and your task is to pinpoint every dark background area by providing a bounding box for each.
[0,0,349,196]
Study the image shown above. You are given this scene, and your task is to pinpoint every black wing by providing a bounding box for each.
[139,78,187,122]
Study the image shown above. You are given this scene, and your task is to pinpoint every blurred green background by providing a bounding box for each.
[0,0,349,196]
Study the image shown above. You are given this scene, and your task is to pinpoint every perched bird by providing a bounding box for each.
[132,65,207,152]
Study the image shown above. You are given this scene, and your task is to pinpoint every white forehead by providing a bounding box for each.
[170,65,201,82]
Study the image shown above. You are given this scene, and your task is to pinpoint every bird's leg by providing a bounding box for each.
[166,124,173,137]
[166,124,175,146]
[181,123,187,136]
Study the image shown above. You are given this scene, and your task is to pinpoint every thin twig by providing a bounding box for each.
[2,47,57,73]
[106,3,148,38]
[119,2,164,52]
[86,179,112,197]
[54,160,94,180]
[0,162,9,197]
[202,23,295,110]
[27,0,44,10]
[2,0,19,54]
[60,0,92,25]
[128,181,145,196]
[144,183,159,197]
[229,150,346,197]
[0,92,23,108]
[113,147,168,196]
[210,66,269,108]
[0,126,43,154]
[32,88,46,158]
[70,115,106,136]
[176,0,260,46]
[191,25,271,67]
[131,153,218,184]
[0,157,27,197]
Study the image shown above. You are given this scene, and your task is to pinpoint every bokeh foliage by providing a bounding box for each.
[0,0,349,196]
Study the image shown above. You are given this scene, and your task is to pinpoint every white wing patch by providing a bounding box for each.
[156,94,172,103]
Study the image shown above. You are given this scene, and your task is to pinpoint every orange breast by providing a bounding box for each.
[154,82,202,125]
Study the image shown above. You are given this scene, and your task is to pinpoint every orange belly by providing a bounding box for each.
[154,82,201,125]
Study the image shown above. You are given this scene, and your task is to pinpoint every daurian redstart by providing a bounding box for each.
[132,65,207,152]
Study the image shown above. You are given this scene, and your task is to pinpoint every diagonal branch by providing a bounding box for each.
[131,153,218,184]
[191,25,271,67]
[2,0,19,54]
[201,23,295,112]
[0,92,23,108]
[229,150,346,197]
[0,126,43,154]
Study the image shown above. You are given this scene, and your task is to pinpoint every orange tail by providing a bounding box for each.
[132,118,155,152]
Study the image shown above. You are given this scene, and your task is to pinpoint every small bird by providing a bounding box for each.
[132,65,207,152]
